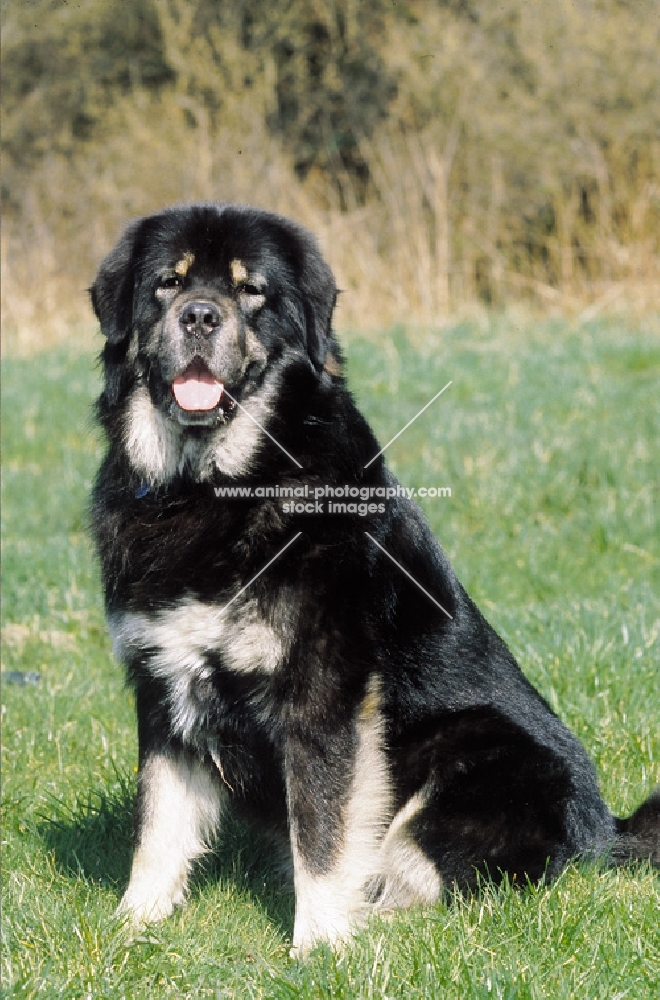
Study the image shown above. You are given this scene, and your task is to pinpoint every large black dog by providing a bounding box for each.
[90,204,658,954]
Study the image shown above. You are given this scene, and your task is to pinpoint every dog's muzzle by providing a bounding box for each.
[179,301,222,339]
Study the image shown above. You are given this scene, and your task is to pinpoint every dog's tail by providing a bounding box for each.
[610,789,660,866]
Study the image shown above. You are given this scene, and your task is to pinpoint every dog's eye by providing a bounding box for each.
[155,274,183,299]
[238,282,264,297]
[237,283,267,312]
[159,275,182,290]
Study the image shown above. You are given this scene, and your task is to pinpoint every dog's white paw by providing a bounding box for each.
[290,903,359,958]
[115,879,185,933]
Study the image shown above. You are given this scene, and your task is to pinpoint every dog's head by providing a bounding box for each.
[91,205,338,482]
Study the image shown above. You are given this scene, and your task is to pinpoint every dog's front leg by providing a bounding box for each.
[117,747,224,929]
[285,682,392,956]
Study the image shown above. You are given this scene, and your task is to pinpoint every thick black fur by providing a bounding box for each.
[90,204,658,941]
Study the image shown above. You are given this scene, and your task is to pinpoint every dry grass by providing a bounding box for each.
[2,0,659,354]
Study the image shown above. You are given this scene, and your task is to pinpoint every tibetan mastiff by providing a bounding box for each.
[90,203,658,954]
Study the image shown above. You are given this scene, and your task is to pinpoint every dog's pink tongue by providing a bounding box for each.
[172,362,223,411]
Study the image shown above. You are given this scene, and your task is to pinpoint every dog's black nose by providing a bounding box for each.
[180,301,221,337]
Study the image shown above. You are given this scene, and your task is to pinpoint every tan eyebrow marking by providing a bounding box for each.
[230,259,249,285]
[174,251,195,276]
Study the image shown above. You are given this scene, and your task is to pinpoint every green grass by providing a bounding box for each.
[2,318,659,998]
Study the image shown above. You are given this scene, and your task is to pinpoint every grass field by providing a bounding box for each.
[2,318,659,998]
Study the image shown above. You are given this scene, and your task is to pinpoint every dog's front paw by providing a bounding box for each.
[290,904,357,958]
[115,879,185,933]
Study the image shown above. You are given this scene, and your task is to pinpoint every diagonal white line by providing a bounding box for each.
[365,532,453,620]
[218,532,303,615]
[364,381,452,469]
[222,387,303,469]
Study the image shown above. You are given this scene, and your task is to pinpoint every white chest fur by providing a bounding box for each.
[109,596,288,740]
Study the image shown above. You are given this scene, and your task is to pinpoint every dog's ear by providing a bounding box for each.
[295,229,338,371]
[90,219,144,344]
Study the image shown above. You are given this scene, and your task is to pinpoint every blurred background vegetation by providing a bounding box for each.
[2,0,659,350]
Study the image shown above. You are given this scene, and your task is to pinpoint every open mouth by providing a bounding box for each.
[172,359,225,412]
